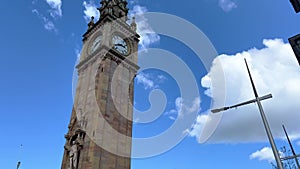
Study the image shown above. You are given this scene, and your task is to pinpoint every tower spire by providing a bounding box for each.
[98,0,128,22]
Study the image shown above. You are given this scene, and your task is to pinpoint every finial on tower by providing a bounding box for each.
[98,0,129,22]
[88,16,95,30]
[130,16,137,31]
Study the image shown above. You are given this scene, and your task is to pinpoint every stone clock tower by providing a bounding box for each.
[61,0,139,169]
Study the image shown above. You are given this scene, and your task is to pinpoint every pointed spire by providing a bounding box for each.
[87,16,95,30]
[130,16,137,31]
[98,0,128,21]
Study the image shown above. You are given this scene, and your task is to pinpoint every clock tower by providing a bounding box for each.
[61,0,139,169]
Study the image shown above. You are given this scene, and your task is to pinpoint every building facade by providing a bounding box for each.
[289,34,300,65]
[61,1,139,169]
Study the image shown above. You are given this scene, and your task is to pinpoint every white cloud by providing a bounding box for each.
[165,97,201,120]
[32,9,58,33]
[157,75,167,83]
[165,109,177,116]
[83,1,100,23]
[44,19,56,31]
[75,49,81,59]
[188,114,209,139]
[201,75,212,97]
[129,5,160,50]
[250,147,276,162]
[187,97,201,114]
[81,3,160,49]
[175,97,183,116]
[169,116,176,121]
[32,0,62,32]
[45,0,62,18]
[129,0,139,5]
[136,73,155,90]
[218,0,237,12]
[136,73,167,90]
[191,38,300,143]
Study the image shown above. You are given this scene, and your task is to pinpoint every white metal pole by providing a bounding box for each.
[244,59,283,169]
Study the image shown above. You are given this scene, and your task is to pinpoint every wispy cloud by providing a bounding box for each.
[157,75,167,83]
[129,5,160,50]
[81,2,159,49]
[250,147,279,162]
[165,97,201,120]
[83,1,100,23]
[136,73,167,90]
[191,39,300,143]
[31,0,62,32]
[136,73,156,90]
[45,0,62,18]
[218,0,237,12]
[169,116,176,121]
[32,9,58,33]
[188,114,209,138]
[129,0,139,5]
[164,109,177,120]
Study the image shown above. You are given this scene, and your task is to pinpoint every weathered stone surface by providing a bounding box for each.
[61,1,139,169]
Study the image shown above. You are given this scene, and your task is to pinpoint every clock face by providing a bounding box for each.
[89,35,102,54]
[112,35,129,55]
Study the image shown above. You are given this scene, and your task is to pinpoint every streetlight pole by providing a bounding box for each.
[281,125,300,168]
[211,59,283,169]
[244,59,283,169]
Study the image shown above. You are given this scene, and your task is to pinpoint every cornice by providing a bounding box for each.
[83,15,139,42]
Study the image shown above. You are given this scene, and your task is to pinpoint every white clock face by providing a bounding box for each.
[112,35,129,55]
[89,35,102,54]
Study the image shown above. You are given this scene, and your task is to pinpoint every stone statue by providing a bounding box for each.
[69,141,79,169]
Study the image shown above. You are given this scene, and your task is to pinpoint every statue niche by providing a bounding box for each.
[65,130,85,169]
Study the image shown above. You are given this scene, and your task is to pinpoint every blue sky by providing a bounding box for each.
[1,0,300,169]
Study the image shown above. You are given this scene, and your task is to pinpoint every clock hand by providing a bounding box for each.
[94,42,100,47]
[115,43,127,48]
